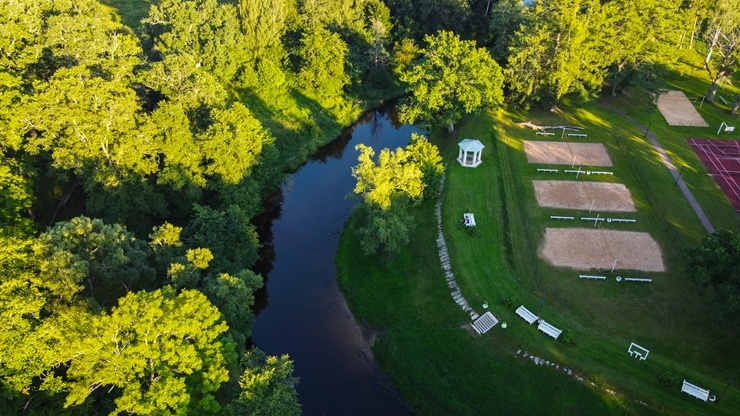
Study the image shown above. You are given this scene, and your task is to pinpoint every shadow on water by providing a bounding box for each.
[250,103,422,415]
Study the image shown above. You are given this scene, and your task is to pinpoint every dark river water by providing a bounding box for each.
[251,106,424,415]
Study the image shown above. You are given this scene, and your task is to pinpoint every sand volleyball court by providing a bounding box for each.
[540,228,665,272]
[533,180,636,212]
[524,141,613,166]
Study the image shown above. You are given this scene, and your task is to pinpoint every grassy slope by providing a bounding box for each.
[338,90,740,414]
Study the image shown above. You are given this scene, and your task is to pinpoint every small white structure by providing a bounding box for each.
[628,342,650,360]
[457,139,484,167]
[472,311,499,334]
[537,320,562,339]
[515,305,538,324]
[463,213,476,226]
[681,380,710,402]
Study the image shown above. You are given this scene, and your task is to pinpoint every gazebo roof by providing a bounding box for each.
[458,138,484,152]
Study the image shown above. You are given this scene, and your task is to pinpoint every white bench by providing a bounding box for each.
[681,380,709,402]
[536,132,555,136]
[463,213,476,227]
[628,342,649,360]
[568,133,588,137]
[719,95,728,105]
[537,168,559,173]
[550,216,574,220]
[607,218,636,223]
[589,171,613,175]
[581,217,605,222]
[537,320,562,339]
[579,274,606,280]
[515,305,538,324]
[624,277,652,283]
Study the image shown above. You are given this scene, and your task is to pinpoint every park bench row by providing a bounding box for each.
[534,132,588,137]
[548,215,636,223]
[515,305,562,339]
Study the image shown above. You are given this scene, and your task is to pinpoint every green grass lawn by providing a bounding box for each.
[338,92,740,414]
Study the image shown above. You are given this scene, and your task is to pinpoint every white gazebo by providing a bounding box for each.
[457,138,484,167]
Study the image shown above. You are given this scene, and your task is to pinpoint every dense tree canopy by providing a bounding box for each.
[2,0,733,412]
[399,30,504,131]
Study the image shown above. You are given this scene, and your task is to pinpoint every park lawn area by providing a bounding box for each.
[337,100,740,415]
[602,47,740,233]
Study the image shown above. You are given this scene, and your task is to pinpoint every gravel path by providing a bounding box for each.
[596,102,715,234]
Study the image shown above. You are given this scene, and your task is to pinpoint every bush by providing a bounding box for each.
[559,329,575,346]
[504,296,519,308]
[658,372,682,387]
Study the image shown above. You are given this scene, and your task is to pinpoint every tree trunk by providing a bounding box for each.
[707,81,719,102]
[447,121,455,133]
[48,178,80,226]
[732,97,740,114]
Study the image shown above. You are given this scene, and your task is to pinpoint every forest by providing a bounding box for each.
[1,0,738,414]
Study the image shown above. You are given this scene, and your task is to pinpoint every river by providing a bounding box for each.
[251,105,424,415]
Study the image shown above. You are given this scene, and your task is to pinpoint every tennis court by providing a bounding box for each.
[688,138,740,211]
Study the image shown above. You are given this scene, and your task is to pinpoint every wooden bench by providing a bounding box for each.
[579,274,606,280]
[568,133,588,137]
[537,320,562,339]
[537,168,559,173]
[624,277,652,283]
[515,305,538,324]
[536,132,555,136]
[628,342,649,360]
[550,216,574,220]
[681,380,709,402]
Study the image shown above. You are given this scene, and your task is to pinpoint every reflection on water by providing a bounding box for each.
[251,104,423,415]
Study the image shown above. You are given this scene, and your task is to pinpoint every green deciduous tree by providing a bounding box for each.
[351,196,415,260]
[60,287,234,415]
[201,270,263,354]
[0,155,33,234]
[0,236,62,397]
[488,0,525,60]
[184,204,261,273]
[684,229,740,321]
[351,144,424,209]
[506,0,611,107]
[701,0,740,102]
[145,0,248,84]
[35,217,155,307]
[399,30,504,132]
[406,133,443,199]
[227,348,301,416]
[598,0,680,97]
[297,24,350,99]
